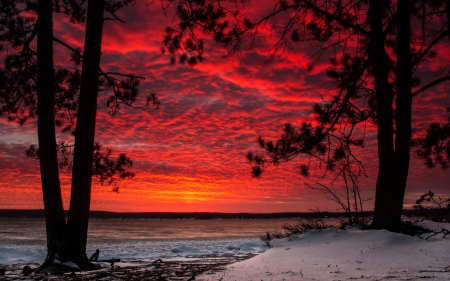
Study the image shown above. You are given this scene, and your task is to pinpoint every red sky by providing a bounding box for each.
[0,1,448,213]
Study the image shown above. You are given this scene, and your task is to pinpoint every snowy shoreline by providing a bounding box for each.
[197,220,450,281]
[1,221,449,280]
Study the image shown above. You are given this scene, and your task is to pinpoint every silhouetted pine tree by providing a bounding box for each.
[0,0,158,270]
[164,0,450,231]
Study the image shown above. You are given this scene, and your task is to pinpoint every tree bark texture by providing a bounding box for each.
[63,0,105,269]
[36,0,67,269]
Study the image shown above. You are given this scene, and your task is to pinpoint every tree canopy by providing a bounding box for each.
[164,0,450,230]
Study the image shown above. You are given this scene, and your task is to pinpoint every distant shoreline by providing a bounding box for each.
[0,209,432,220]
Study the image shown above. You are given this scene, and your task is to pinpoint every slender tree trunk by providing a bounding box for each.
[61,0,104,269]
[36,0,67,269]
[343,172,353,224]
[369,0,395,230]
[352,181,359,224]
[446,0,450,41]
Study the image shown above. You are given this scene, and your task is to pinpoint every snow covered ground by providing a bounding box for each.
[197,221,450,281]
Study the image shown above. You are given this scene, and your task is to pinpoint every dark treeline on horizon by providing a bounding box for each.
[0,209,435,220]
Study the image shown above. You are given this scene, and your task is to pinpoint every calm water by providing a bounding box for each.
[0,218,310,244]
[1,218,339,264]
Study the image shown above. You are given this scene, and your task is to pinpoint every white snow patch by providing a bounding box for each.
[61,261,80,269]
[197,222,450,281]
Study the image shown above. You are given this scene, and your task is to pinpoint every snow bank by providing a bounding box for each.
[197,222,450,281]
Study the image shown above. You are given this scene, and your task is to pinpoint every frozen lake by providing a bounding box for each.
[1,218,335,265]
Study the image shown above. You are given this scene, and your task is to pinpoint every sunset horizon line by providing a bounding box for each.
[0,209,429,218]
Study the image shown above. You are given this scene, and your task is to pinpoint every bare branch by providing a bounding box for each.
[101,72,146,80]
[412,74,450,97]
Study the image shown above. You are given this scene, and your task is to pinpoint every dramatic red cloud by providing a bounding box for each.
[0,1,448,213]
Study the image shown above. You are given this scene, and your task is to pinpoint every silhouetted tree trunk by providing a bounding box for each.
[369,0,395,229]
[371,0,412,231]
[60,0,105,269]
[447,0,450,41]
[36,0,67,268]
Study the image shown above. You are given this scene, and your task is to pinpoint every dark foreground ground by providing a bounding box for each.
[0,254,256,281]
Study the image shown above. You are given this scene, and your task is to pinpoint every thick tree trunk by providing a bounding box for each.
[371,0,412,231]
[369,0,396,230]
[36,0,67,269]
[376,0,412,231]
[61,0,105,269]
